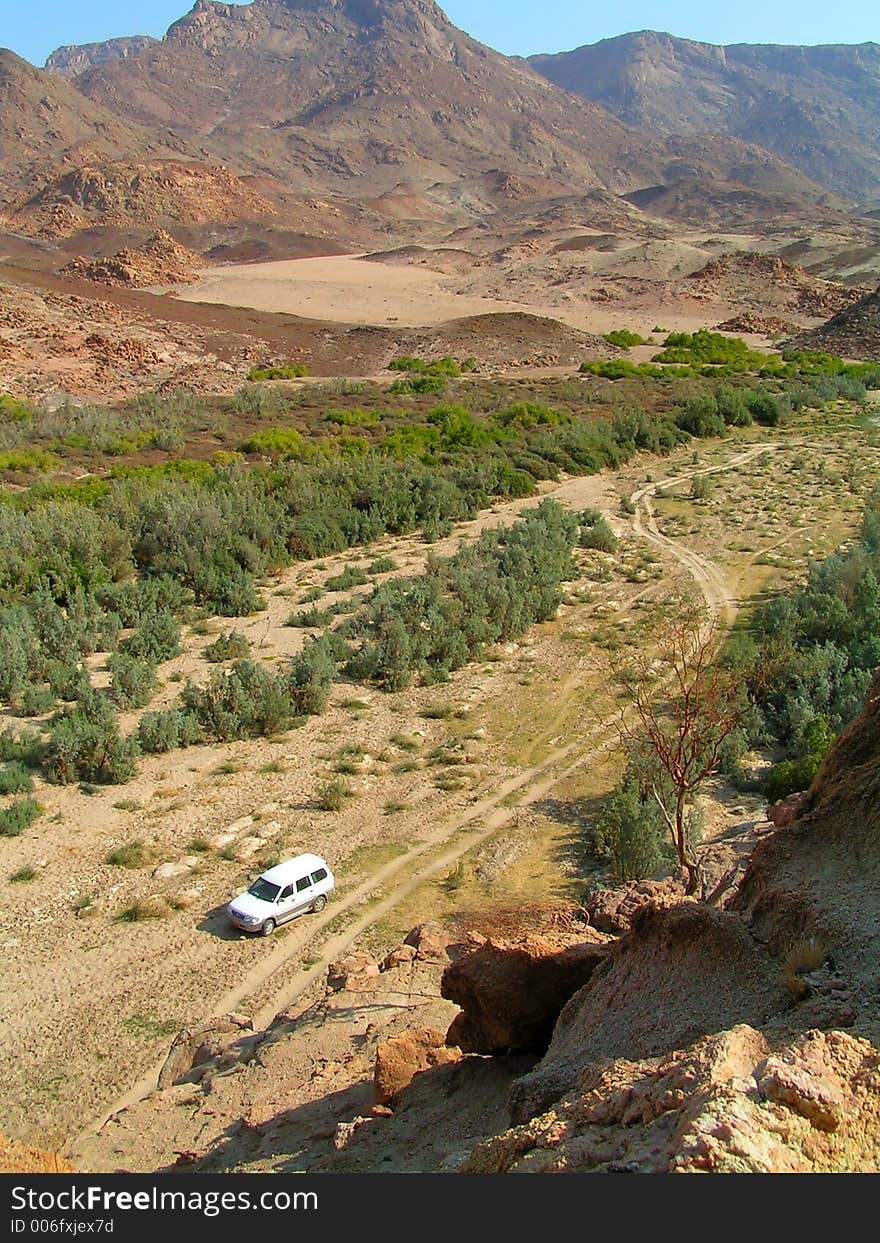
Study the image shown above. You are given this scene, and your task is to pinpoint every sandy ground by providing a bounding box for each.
[174,253,717,336]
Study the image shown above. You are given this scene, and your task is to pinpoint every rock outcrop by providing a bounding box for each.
[464,1025,880,1172]
[784,286,880,360]
[62,230,204,288]
[442,930,609,1055]
[374,1027,462,1106]
[157,1013,254,1090]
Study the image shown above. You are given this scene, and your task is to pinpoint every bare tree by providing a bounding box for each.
[612,595,756,896]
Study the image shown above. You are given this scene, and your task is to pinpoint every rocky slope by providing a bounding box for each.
[62,230,204,287]
[453,671,880,1172]
[45,36,160,79]
[530,31,880,205]
[4,161,277,240]
[784,286,880,359]
[0,51,189,213]
[54,0,834,233]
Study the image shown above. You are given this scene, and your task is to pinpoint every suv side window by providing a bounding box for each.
[296,876,311,893]
[311,868,328,883]
[279,885,294,901]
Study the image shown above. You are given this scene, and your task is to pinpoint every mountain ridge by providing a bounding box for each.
[529,30,880,204]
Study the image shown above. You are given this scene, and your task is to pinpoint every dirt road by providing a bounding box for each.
[76,443,759,1144]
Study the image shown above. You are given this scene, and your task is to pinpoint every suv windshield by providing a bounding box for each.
[247,878,281,903]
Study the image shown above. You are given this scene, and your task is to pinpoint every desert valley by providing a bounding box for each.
[2,0,880,1180]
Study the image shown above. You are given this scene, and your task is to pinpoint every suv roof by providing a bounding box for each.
[260,855,329,885]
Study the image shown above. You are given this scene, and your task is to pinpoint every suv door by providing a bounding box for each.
[292,874,314,913]
[276,883,297,924]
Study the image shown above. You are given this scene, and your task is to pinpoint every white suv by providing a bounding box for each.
[227,854,335,936]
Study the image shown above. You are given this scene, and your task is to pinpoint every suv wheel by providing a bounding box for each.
[312,895,327,913]
[260,918,276,937]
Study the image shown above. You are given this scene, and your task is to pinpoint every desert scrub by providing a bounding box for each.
[204,631,251,662]
[248,364,308,381]
[325,565,370,592]
[105,840,150,869]
[0,798,43,838]
[108,654,158,710]
[0,762,35,796]
[9,865,36,883]
[19,684,56,717]
[137,709,203,753]
[579,508,620,552]
[286,607,332,628]
[316,777,354,811]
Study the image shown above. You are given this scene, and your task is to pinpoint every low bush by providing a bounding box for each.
[579,509,620,552]
[108,654,158,710]
[0,797,43,838]
[0,762,35,795]
[248,364,308,381]
[19,685,56,717]
[594,778,669,881]
[137,709,202,753]
[603,330,647,349]
[203,631,251,662]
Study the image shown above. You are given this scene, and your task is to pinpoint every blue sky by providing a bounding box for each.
[3,1,878,67]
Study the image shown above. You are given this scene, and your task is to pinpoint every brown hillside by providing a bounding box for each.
[62,230,204,287]
[6,161,278,240]
[66,0,833,231]
[0,50,189,211]
[530,31,880,204]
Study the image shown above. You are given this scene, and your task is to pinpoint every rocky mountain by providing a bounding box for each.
[45,36,159,79]
[0,49,190,211]
[48,0,834,231]
[529,31,880,206]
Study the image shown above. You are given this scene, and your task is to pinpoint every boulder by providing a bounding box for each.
[442,932,608,1055]
[404,921,456,960]
[768,792,808,829]
[157,1013,253,1089]
[374,1027,462,1106]
[380,943,418,971]
[327,951,381,992]
[584,879,683,934]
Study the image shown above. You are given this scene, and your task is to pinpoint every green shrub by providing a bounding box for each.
[594,779,668,882]
[241,427,308,456]
[691,475,715,502]
[389,375,447,396]
[286,637,339,715]
[137,709,202,753]
[44,660,90,702]
[316,777,354,811]
[603,330,647,349]
[286,608,332,628]
[325,565,369,591]
[0,797,43,837]
[108,654,158,710]
[106,840,149,869]
[44,692,140,785]
[367,556,397,574]
[0,762,35,795]
[181,660,296,742]
[0,726,43,768]
[119,610,181,664]
[248,364,308,381]
[324,408,380,427]
[19,685,56,717]
[204,631,251,662]
[0,448,59,475]
[579,509,619,552]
